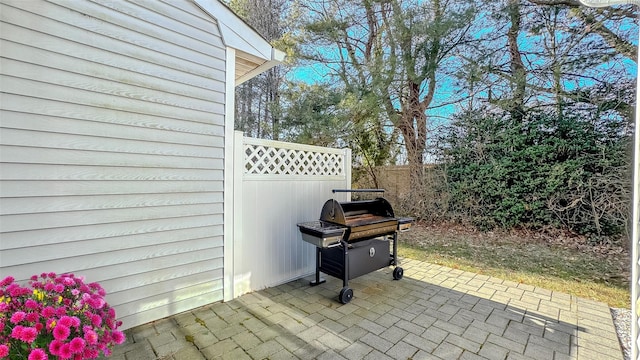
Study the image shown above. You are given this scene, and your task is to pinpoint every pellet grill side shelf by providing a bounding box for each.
[297,189,413,304]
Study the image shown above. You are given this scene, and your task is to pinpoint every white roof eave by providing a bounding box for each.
[236,48,286,85]
[193,0,276,61]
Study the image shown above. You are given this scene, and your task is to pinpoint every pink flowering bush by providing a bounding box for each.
[0,273,125,359]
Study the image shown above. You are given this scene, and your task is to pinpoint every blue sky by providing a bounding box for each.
[285,4,638,130]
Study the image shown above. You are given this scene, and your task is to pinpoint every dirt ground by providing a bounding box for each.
[398,221,630,289]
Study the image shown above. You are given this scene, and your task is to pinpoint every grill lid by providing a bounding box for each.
[298,189,414,246]
[320,198,395,225]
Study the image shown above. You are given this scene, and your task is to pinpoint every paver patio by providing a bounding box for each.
[107,259,623,359]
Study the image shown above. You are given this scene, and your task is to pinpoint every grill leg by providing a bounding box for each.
[310,247,326,286]
[391,232,398,266]
[342,240,349,288]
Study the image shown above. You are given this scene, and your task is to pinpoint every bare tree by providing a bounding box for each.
[230,0,288,140]
[302,0,476,189]
[458,0,635,119]
[529,0,637,60]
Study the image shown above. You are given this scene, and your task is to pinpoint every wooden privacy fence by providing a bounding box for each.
[353,164,436,205]
[231,132,351,298]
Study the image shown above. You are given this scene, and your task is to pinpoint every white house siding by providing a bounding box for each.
[0,0,227,329]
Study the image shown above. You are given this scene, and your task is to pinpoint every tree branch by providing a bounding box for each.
[528,0,580,6]
[529,0,638,61]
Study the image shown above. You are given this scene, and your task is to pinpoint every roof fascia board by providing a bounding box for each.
[192,0,272,60]
[236,48,286,85]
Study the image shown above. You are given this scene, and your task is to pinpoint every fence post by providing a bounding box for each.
[232,131,245,299]
[223,48,236,302]
[344,148,352,201]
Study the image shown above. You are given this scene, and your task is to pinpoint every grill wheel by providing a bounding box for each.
[339,286,353,304]
[393,267,404,280]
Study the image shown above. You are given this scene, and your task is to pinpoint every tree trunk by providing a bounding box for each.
[507,0,526,122]
[399,81,428,190]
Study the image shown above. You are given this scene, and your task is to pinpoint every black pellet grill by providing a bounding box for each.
[297,189,412,303]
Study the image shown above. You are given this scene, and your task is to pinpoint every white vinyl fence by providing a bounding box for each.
[231,132,351,298]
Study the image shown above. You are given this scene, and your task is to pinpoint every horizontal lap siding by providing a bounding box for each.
[0,0,226,329]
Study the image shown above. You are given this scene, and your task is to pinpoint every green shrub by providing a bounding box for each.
[440,109,631,236]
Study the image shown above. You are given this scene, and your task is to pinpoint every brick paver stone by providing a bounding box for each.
[460,350,492,360]
[254,324,284,342]
[341,341,374,359]
[247,339,285,359]
[110,259,623,360]
[112,341,155,360]
[318,331,351,351]
[433,341,464,359]
[379,325,408,343]
[317,349,348,360]
[478,341,509,360]
[363,349,395,360]
[360,332,394,353]
[171,345,206,360]
[200,339,238,358]
[524,341,556,360]
[145,331,173,348]
[445,333,482,353]
[231,331,262,350]
[403,332,439,353]
[221,347,252,360]
[358,318,387,335]
[385,341,419,359]
[269,349,298,360]
[292,340,327,359]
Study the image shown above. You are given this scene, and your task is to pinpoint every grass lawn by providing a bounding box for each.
[397,223,631,308]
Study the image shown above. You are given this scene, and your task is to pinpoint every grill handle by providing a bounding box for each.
[332,189,385,193]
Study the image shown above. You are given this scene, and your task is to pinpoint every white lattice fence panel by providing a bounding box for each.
[244,143,345,176]
[233,133,351,298]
